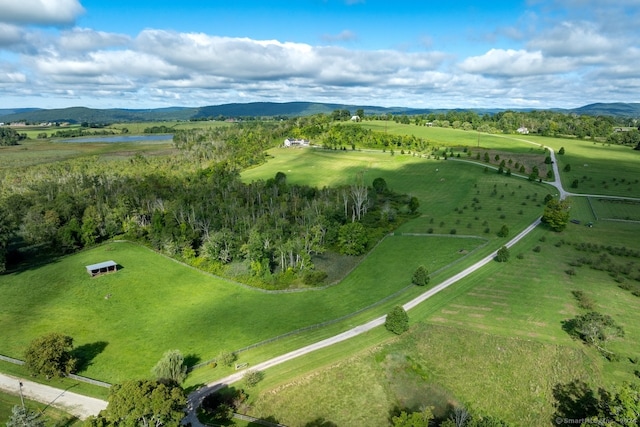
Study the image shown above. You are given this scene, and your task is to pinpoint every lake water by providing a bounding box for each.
[59,134,173,143]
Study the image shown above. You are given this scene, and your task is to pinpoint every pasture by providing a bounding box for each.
[0,138,176,170]
[243,212,640,425]
[360,121,640,199]
[0,141,547,386]
[246,147,548,238]
[2,123,639,425]
[247,323,594,426]
[0,233,487,384]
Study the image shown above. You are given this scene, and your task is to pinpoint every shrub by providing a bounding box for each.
[605,352,620,362]
[385,305,409,335]
[217,351,237,367]
[497,225,509,238]
[495,246,510,262]
[244,370,264,387]
[533,246,541,253]
[516,253,524,259]
[571,290,594,310]
[302,270,328,286]
[412,265,430,286]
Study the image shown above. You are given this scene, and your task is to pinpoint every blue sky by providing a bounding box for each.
[1,0,639,109]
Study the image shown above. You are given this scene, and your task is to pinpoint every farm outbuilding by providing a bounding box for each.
[86,260,118,277]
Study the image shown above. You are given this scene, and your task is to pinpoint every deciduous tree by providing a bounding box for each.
[385,306,409,335]
[391,407,434,427]
[412,265,430,286]
[101,379,186,427]
[24,333,76,379]
[495,246,510,262]
[337,222,367,255]
[566,312,624,354]
[542,199,571,231]
[151,350,187,385]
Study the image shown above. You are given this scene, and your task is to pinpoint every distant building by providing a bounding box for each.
[283,138,310,147]
[350,115,361,122]
[517,126,529,134]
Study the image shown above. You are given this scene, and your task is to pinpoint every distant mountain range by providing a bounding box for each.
[1,102,639,124]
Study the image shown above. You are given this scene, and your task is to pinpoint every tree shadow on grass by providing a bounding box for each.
[560,318,580,340]
[183,383,205,395]
[552,379,609,421]
[184,353,201,369]
[72,341,108,373]
[247,415,283,427]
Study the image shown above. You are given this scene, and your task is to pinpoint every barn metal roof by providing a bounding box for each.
[86,260,117,271]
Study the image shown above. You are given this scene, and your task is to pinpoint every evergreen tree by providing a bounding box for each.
[6,405,45,427]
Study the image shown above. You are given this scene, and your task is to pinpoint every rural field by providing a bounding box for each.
[241,215,640,426]
[2,140,550,385]
[235,131,640,425]
[1,124,639,426]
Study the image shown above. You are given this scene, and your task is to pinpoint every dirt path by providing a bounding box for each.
[0,373,107,420]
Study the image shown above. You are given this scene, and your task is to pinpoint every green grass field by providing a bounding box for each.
[247,323,595,426]
[241,205,640,425]
[0,138,176,170]
[588,197,640,221]
[2,124,640,426]
[246,147,548,237]
[0,232,489,384]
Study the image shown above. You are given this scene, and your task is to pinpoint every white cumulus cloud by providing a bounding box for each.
[459,48,574,77]
[59,28,131,52]
[0,0,84,25]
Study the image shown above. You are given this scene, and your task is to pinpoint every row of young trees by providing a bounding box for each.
[362,109,626,139]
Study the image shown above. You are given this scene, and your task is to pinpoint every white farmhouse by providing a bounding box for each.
[283,138,310,147]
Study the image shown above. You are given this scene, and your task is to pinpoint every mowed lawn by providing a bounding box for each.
[0,234,485,383]
[245,148,548,238]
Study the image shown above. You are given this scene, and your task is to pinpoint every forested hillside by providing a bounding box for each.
[2,101,640,125]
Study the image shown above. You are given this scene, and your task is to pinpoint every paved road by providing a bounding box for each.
[0,373,107,420]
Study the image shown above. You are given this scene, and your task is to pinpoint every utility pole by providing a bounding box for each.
[19,381,24,409]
